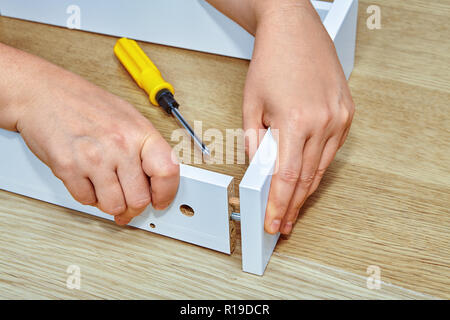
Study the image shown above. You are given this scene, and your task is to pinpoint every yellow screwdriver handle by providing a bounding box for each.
[114,37,174,106]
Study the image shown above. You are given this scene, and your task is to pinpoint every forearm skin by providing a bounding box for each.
[205,0,313,35]
[0,43,46,131]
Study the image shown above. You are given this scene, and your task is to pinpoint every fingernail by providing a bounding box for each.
[282,222,293,234]
[154,201,171,211]
[270,219,281,233]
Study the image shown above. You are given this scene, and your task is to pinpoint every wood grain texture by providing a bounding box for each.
[0,0,449,299]
[0,192,434,299]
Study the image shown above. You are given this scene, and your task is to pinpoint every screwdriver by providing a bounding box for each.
[114,37,210,156]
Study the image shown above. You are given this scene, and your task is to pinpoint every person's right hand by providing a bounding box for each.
[8,49,179,226]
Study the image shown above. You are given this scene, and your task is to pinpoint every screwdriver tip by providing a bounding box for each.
[203,145,211,156]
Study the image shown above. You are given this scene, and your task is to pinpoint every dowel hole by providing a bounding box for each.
[180,204,195,217]
[150,223,156,229]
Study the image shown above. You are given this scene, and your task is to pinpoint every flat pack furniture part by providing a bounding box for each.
[0,129,235,254]
[239,130,279,275]
[0,0,358,275]
[0,128,276,275]
[0,0,358,79]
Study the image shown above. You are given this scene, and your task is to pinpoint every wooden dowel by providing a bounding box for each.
[229,196,240,213]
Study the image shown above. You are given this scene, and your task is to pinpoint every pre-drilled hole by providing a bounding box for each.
[150,223,156,228]
[180,204,194,217]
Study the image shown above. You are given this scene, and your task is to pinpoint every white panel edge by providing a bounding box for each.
[0,129,233,254]
[239,129,280,276]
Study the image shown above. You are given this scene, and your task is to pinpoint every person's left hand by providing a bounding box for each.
[242,1,355,235]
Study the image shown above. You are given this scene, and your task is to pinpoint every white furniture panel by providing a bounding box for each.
[0,0,255,59]
[0,0,358,79]
[324,0,359,79]
[0,129,234,254]
[239,130,279,276]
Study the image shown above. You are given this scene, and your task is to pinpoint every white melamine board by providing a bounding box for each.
[0,0,255,59]
[323,0,358,79]
[239,129,279,275]
[0,0,358,78]
[0,129,233,254]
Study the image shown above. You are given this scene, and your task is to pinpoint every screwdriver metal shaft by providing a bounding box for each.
[171,107,210,156]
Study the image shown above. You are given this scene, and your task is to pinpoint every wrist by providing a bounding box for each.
[252,0,315,32]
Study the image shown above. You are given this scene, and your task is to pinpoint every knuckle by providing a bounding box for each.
[277,168,300,184]
[75,191,96,206]
[107,131,129,151]
[315,168,327,178]
[52,156,76,178]
[128,197,151,211]
[285,110,304,130]
[101,203,126,216]
[340,108,350,125]
[81,143,103,166]
[299,173,315,186]
[73,137,104,167]
[344,99,355,122]
[289,109,303,125]
[158,162,180,179]
[317,109,333,130]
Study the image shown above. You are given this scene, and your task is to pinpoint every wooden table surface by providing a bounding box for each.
[0,0,449,299]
